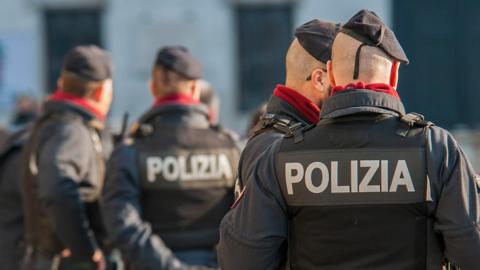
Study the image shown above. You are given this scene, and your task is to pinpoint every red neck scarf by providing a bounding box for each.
[331,82,400,99]
[273,84,320,124]
[49,90,105,121]
[153,93,199,108]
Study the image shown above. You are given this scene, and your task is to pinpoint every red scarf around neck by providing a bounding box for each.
[49,90,105,121]
[153,93,199,108]
[331,82,400,99]
[273,84,320,124]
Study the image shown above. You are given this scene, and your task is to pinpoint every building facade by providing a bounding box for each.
[1,0,479,168]
[0,0,391,129]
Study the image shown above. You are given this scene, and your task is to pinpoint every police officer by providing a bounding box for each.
[218,10,480,270]
[0,128,30,270]
[21,45,114,270]
[235,19,339,193]
[101,46,240,270]
[197,80,220,125]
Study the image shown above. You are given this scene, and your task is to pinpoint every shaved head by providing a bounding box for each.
[330,32,397,86]
[285,38,325,89]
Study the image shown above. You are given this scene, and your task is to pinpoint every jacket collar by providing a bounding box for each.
[320,89,406,119]
[43,100,96,121]
[138,103,210,129]
[42,100,105,129]
[265,95,313,125]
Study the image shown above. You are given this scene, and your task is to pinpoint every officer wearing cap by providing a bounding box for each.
[235,19,340,196]
[20,45,114,270]
[101,46,240,269]
[218,10,480,270]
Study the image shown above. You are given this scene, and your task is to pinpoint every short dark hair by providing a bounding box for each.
[61,71,103,98]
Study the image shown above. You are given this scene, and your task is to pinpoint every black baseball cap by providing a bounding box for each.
[154,46,203,80]
[294,19,341,63]
[62,45,112,82]
[340,10,409,79]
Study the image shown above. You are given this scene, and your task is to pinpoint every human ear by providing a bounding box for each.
[148,79,156,97]
[57,77,64,90]
[311,68,326,92]
[191,81,200,100]
[93,86,103,102]
[327,60,336,87]
[390,61,399,89]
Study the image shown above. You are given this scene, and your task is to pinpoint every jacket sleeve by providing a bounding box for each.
[37,123,98,259]
[429,127,480,269]
[218,140,288,270]
[100,144,184,270]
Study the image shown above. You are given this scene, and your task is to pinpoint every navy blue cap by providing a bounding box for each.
[62,45,112,81]
[154,46,203,80]
[341,9,409,64]
[294,19,341,63]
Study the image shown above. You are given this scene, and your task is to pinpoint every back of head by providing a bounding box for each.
[60,45,112,98]
[286,20,339,90]
[152,46,203,97]
[330,10,409,87]
[331,33,394,85]
[285,39,323,89]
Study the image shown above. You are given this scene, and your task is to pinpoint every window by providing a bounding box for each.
[45,9,102,92]
[235,4,292,111]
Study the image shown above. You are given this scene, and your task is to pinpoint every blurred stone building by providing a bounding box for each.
[0,0,479,169]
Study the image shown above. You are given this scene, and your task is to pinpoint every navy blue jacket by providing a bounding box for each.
[218,90,480,270]
[102,104,239,270]
[21,101,112,260]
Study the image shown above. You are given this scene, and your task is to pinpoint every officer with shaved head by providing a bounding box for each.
[218,10,480,270]
[235,19,340,195]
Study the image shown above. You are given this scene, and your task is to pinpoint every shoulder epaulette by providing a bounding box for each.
[135,123,154,137]
[284,123,315,144]
[210,124,240,143]
[253,113,292,136]
[252,113,312,143]
[396,113,434,137]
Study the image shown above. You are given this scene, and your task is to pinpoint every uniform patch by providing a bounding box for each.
[278,148,426,206]
[139,148,237,189]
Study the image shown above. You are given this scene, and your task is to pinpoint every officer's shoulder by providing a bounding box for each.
[210,124,241,142]
[428,125,460,150]
[60,116,91,135]
[38,114,88,140]
[255,128,284,140]
[110,141,136,163]
[397,112,462,155]
[280,122,316,145]
[244,129,283,155]
[114,138,136,152]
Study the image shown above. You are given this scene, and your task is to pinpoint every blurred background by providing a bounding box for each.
[0,0,478,168]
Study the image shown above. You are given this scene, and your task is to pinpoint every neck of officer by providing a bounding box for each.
[331,81,399,99]
[273,84,320,124]
[153,91,199,107]
[49,90,106,121]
